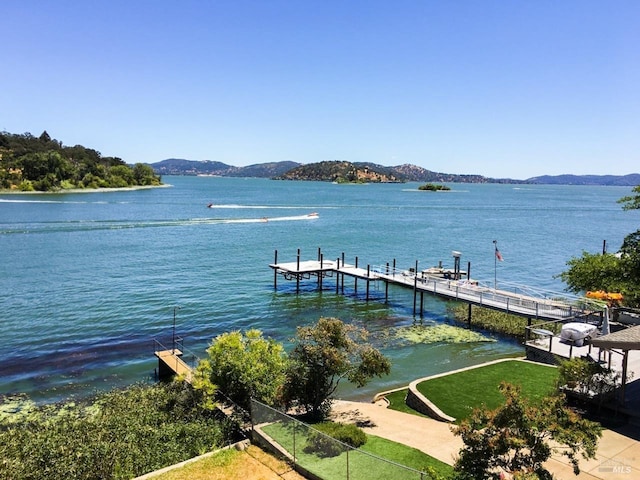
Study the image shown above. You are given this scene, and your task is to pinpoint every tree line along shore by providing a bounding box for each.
[0,131,161,192]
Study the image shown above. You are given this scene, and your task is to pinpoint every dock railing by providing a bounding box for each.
[372,265,606,321]
[251,399,429,480]
[153,338,201,374]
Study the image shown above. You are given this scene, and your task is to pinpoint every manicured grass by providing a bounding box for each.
[415,360,558,421]
[361,436,453,478]
[384,389,429,418]
[262,421,453,480]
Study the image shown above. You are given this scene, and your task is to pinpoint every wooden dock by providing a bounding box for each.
[271,248,640,414]
[154,348,193,382]
[269,249,607,323]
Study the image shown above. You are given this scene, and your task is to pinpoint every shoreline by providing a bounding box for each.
[0,183,172,195]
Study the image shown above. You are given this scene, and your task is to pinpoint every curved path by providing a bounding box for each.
[330,399,640,479]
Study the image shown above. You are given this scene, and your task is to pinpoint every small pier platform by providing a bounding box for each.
[270,260,378,281]
[154,338,195,382]
[155,349,193,382]
[270,248,380,296]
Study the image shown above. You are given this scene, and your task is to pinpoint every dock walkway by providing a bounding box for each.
[269,251,606,323]
[155,349,192,381]
[153,338,197,383]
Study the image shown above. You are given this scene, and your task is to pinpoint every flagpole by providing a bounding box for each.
[493,240,497,289]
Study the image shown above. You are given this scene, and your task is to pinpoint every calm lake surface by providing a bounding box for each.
[0,177,636,403]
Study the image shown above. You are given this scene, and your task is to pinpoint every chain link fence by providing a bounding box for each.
[250,399,432,480]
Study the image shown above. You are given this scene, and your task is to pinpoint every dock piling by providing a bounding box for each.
[413,260,418,316]
[273,250,278,289]
[296,249,300,293]
[366,265,371,301]
[384,262,389,302]
[354,256,359,293]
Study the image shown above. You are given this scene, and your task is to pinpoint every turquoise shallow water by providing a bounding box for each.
[0,177,636,402]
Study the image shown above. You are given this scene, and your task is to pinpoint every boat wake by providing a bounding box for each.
[206,204,331,210]
[0,213,319,234]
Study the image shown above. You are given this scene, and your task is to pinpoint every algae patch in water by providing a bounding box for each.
[393,324,495,345]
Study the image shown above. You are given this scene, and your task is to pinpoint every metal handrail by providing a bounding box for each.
[153,337,201,369]
[371,264,606,319]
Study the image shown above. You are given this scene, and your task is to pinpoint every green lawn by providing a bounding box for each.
[414,360,559,421]
[261,421,453,480]
[385,389,429,417]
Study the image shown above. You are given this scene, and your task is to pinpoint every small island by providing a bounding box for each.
[0,130,162,192]
[418,183,451,191]
[274,160,404,183]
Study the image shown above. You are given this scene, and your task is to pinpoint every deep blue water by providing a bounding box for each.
[0,177,636,403]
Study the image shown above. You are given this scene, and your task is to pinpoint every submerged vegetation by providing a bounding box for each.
[447,303,533,340]
[389,323,494,345]
[0,130,161,191]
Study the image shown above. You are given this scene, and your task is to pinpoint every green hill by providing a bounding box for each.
[274,160,403,183]
[0,131,161,192]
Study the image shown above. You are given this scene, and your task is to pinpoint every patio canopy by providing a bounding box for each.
[591,325,640,350]
[591,325,640,406]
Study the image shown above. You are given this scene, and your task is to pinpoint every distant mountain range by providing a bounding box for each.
[151,158,300,178]
[526,174,640,186]
[149,159,639,186]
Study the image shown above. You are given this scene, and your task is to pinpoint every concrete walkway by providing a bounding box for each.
[330,400,640,479]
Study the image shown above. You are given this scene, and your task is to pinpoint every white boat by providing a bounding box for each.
[421,267,467,280]
[560,322,598,346]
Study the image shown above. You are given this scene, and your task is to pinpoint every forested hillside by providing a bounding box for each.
[274,160,403,183]
[0,131,161,192]
[151,158,300,177]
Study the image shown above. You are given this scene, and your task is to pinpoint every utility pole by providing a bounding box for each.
[172,306,180,354]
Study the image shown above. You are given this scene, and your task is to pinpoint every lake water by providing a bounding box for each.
[0,177,636,403]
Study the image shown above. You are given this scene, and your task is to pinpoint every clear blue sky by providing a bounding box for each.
[2,1,638,179]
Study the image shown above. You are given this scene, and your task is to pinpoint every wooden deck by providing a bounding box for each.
[526,334,640,413]
[526,335,631,370]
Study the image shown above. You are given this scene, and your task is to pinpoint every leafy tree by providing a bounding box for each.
[452,383,601,480]
[620,229,640,277]
[282,317,391,420]
[557,252,624,293]
[557,358,620,406]
[133,162,161,185]
[194,329,288,413]
[109,164,135,186]
[558,187,640,308]
[38,130,51,143]
[0,130,161,191]
[618,185,640,211]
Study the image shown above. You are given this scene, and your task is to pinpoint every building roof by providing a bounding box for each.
[591,325,640,350]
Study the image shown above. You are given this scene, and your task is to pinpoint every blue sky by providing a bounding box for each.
[2,1,638,179]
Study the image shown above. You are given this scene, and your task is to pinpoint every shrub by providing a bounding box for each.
[0,382,237,480]
[558,357,621,401]
[303,422,367,458]
[304,429,346,458]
